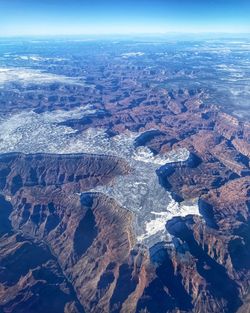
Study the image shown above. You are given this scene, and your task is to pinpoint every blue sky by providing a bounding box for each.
[0,0,249,36]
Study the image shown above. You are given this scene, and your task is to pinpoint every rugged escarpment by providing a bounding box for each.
[58,88,250,312]
[0,153,143,313]
[0,152,131,195]
[0,89,250,313]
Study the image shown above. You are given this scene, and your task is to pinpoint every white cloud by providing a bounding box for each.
[0,67,77,86]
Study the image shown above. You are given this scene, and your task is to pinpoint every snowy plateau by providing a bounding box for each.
[0,106,201,247]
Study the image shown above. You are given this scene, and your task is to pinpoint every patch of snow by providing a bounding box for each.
[0,106,96,153]
[0,108,198,248]
[121,52,145,58]
[15,55,66,62]
[137,198,200,244]
[133,146,189,165]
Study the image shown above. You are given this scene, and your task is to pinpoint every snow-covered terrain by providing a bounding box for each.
[14,55,66,62]
[121,52,145,58]
[0,107,200,247]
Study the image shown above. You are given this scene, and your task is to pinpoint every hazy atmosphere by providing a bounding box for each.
[0,0,250,36]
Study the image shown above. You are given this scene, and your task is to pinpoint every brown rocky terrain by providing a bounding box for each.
[0,89,250,313]
[0,153,138,313]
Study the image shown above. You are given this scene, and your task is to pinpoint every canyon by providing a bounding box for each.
[0,39,250,313]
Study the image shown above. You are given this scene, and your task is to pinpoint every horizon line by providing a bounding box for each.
[0,31,250,39]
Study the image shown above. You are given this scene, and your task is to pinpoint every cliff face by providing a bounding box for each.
[0,153,131,196]
[0,89,250,313]
[0,153,144,313]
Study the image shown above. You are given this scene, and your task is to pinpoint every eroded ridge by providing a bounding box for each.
[0,106,200,247]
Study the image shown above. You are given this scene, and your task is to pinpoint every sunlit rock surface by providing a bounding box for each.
[0,108,199,247]
[0,39,250,313]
